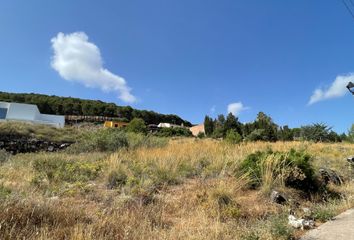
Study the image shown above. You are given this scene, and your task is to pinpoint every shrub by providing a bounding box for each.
[68,128,128,153]
[246,129,266,141]
[240,149,316,192]
[225,129,242,144]
[197,132,206,138]
[126,133,168,149]
[0,185,11,199]
[107,169,128,189]
[32,156,102,184]
[269,215,293,240]
[126,118,147,134]
[313,205,335,222]
[0,149,10,164]
[155,127,192,137]
[0,121,77,142]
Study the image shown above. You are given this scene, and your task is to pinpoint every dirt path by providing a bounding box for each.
[301,209,354,240]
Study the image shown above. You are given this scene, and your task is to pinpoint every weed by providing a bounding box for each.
[0,185,11,199]
[0,149,10,164]
[32,155,102,184]
[313,205,336,222]
[107,168,128,189]
[269,215,294,240]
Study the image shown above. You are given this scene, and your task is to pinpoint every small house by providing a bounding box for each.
[104,121,129,128]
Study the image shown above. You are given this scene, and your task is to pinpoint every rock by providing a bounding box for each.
[302,207,312,218]
[59,143,70,149]
[347,156,354,164]
[47,146,54,152]
[319,168,344,186]
[288,213,315,230]
[270,190,287,204]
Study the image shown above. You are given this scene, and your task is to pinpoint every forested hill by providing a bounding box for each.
[0,92,192,126]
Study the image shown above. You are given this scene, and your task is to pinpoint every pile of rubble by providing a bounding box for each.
[0,135,72,154]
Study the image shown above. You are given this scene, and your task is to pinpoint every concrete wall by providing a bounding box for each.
[6,102,39,121]
[0,101,65,128]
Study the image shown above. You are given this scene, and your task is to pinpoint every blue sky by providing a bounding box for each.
[0,1,354,133]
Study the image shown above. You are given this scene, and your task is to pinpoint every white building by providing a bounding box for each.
[157,123,183,128]
[0,102,65,128]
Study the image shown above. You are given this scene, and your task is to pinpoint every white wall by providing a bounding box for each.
[6,103,39,121]
[0,102,65,128]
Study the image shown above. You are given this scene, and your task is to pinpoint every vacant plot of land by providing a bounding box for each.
[0,136,353,239]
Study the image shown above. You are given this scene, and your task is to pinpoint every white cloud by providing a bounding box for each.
[308,73,354,105]
[51,32,136,103]
[227,102,248,116]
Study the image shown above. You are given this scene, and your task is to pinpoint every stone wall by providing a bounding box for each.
[0,135,72,154]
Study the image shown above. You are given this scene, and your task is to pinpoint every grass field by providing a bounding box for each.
[0,128,354,239]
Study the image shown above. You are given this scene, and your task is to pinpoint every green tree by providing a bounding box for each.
[204,115,214,136]
[300,123,332,142]
[253,112,278,141]
[278,125,293,141]
[225,129,242,144]
[127,118,147,134]
[212,114,226,138]
[224,113,242,136]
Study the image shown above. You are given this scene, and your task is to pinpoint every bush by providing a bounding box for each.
[270,215,293,240]
[155,127,192,137]
[313,205,335,222]
[0,149,10,164]
[32,156,102,184]
[240,149,316,192]
[225,129,242,144]
[107,169,128,189]
[0,121,77,142]
[68,128,128,153]
[0,185,11,199]
[126,118,147,134]
[197,132,205,138]
[246,129,266,141]
[126,133,168,149]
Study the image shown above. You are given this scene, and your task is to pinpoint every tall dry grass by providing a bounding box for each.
[0,139,353,239]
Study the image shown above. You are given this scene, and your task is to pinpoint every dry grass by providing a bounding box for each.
[0,139,354,239]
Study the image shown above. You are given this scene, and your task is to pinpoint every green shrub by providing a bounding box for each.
[240,148,316,191]
[107,169,128,189]
[0,185,11,199]
[270,215,293,240]
[246,129,266,141]
[313,205,335,222]
[155,127,192,137]
[197,132,205,138]
[68,128,128,153]
[0,149,10,164]
[225,129,242,144]
[32,156,102,184]
[0,121,77,142]
[126,133,168,149]
[126,118,147,134]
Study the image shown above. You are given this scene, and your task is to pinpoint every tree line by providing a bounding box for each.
[0,91,192,126]
[204,112,348,143]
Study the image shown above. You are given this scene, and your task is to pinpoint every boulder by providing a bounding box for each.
[318,168,344,186]
[347,156,354,164]
[270,190,287,204]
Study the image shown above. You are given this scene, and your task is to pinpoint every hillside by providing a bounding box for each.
[0,91,192,126]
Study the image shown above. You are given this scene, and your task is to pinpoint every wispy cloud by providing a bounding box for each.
[210,105,216,114]
[308,73,353,105]
[51,32,136,103]
[227,102,248,116]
